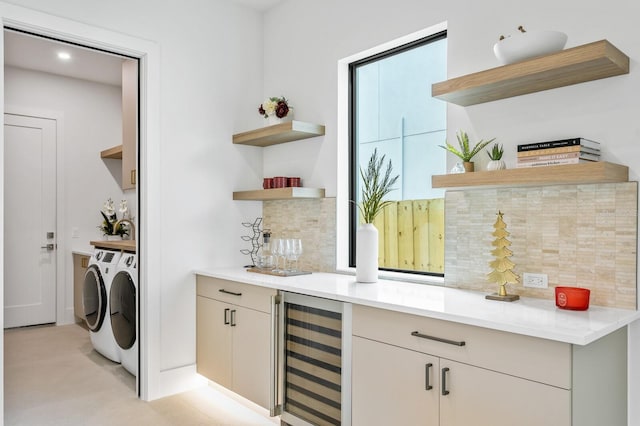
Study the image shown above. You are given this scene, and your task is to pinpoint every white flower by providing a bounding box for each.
[262,99,277,116]
[119,199,129,217]
[102,198,115,216]
[258,96,292,118]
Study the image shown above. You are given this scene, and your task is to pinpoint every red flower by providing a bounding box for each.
[258,105,266,117]
[275,101,289,118]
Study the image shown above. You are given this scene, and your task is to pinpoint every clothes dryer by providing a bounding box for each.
[83,248,121,362]
[110,252,137,375]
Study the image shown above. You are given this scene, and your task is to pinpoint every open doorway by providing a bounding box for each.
[3,28,141,394]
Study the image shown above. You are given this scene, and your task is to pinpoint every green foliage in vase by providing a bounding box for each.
[439,130,495,162]
[487,143,504,160]
[356,148,399,224]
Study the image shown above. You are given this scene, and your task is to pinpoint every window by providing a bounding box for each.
[347,29,447,277]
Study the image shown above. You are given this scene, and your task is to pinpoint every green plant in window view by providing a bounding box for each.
[357,148,399,223]
[439,130,495,162]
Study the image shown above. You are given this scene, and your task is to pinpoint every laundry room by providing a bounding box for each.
[3,29,138,385]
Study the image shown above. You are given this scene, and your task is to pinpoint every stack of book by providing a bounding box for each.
[516,137,601,168]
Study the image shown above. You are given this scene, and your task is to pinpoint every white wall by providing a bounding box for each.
[262,0,640,423]
[3,0,639,421]
[4,66,130,323]
[1,0,264,394]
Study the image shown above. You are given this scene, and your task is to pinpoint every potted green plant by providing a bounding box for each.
[486,143,506,171]
[439,130,495,172]
[354,148,399,283]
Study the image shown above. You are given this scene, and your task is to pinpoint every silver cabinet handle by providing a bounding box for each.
[442,367,450,395]
[425,363,433,390]
[224,308,230,325]
[219,289,242,296]
[411,331,466,347]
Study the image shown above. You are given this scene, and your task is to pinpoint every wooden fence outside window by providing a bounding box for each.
[370,198,445,274]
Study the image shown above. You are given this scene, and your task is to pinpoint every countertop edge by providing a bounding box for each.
[193,267,640,346]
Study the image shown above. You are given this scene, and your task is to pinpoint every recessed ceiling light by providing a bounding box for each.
[57,51,71,61]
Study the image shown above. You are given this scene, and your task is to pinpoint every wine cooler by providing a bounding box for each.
[271,291,352,426]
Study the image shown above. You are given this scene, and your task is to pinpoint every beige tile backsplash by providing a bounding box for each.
[444,182,638,309]
[263,197,336,273]
[262,183,637,309]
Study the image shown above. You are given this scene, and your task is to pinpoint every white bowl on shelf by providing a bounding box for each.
[493,30,568,65]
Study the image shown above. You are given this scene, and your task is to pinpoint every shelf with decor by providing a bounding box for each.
[432,161,628,189]
[100,144,123,159]
[431,40,629,106]
[232,120,325,147]
[233,187,326,201]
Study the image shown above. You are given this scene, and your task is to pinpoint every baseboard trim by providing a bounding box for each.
[156,364,207,399]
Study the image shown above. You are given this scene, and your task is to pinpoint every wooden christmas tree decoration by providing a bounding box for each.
[486,211,520,302]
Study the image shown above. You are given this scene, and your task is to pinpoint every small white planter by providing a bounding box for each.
[266,111,294,126]
[356,223,379,283]
[487,159,507,171]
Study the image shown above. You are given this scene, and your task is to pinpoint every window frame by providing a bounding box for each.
[336,22,448,284]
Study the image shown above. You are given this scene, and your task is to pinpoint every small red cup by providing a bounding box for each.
[288,177,301,187]
[263,178,274,189]
[273,176,287,188]
[555,287,590,311]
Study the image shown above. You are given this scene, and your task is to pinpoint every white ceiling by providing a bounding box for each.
[3,29,126,86]
[231,0,282,11]
[3,1,281,85]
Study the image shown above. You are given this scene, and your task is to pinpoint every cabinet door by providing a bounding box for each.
[121,59,137,190]
[73,254,89,321]
[352,336,439,426]
[196,296,232,388]
[232,306,272,409]
[440,359,570,426]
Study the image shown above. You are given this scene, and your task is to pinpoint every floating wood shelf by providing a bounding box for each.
[90,239,136,252]
[432,40,629,106]
[233,120,325,147]
[100,145,123,159]
[432,162,628,189]
[233,187,326,201]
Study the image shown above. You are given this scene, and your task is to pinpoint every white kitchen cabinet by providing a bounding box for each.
[352,336,439,426]
[196,276,276,409]
[439,359,569,426]
[353,336,569,426]
[352,304,627,426]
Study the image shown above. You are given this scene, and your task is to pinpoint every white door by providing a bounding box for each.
[4,113,57,328]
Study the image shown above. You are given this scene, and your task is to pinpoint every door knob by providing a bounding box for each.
[40,244,55,250]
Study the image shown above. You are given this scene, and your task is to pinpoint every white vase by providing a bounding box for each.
[356,223,379,283]
[487,159,506,171]
[266,111,294,126]
[105,234,122,241]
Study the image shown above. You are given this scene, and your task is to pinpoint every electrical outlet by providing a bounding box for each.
[523,273,548,289]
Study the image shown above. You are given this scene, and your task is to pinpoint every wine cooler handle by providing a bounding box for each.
[270,294,282,416]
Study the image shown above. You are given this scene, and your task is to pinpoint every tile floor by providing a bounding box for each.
[4,323,278,425]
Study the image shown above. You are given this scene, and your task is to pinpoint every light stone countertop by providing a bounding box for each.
[194,267,640,346]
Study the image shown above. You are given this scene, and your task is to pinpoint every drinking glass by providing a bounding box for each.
[272,238,285,274]
[288,238,303,272]
[283,238,293,272]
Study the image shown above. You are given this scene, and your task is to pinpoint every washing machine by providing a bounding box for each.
[110,252,137,375]
[83,248,122,362]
